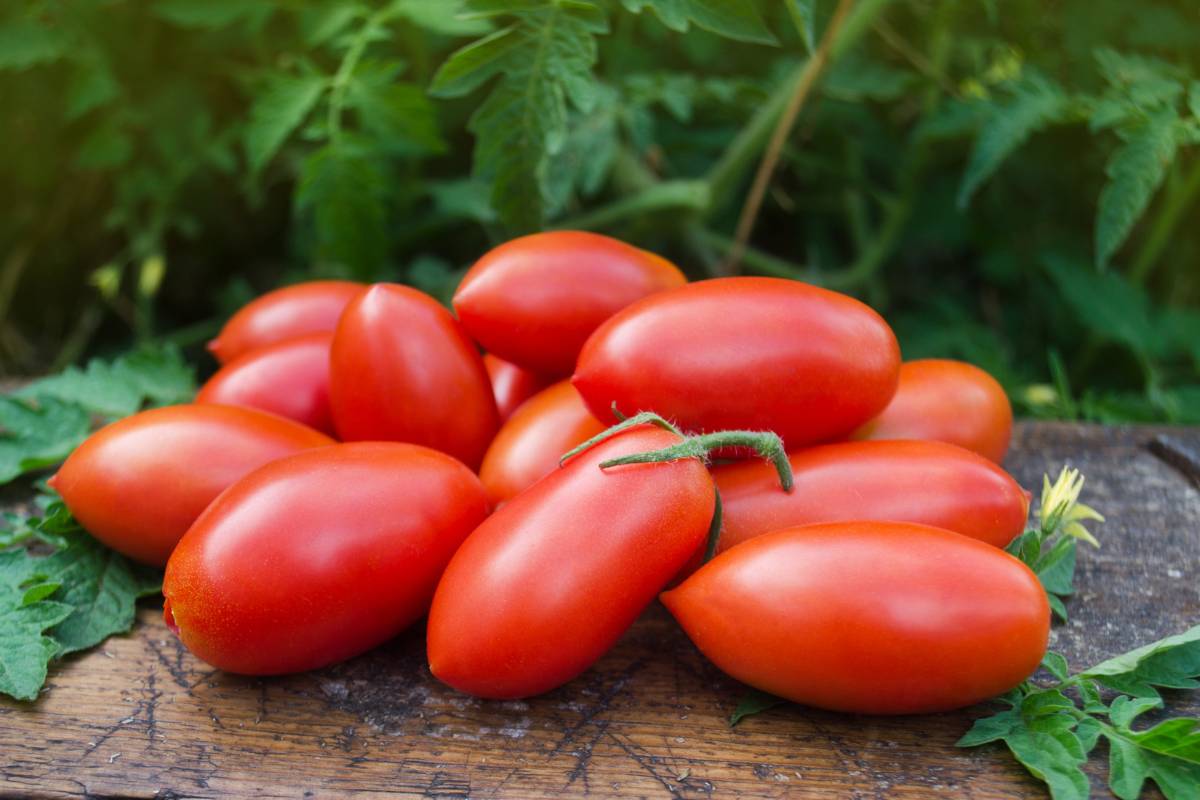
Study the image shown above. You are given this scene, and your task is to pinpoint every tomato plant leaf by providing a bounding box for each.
[1095,107,1180,268]
[0,398,91,486]
[0,19,68,71]
[620,0,776,45]
[1041,254,1162,358]
[296,140,389,277]
[786,0,815,52]
[245,74,328,174]
[154,0,274,30]
[1082,626,1200,699]
[0,550,73,702]
[388,0,493,36]
[344,62,445,155]
[729,688,787,726]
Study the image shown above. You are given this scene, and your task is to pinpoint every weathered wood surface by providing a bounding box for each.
[2,422,1198,800]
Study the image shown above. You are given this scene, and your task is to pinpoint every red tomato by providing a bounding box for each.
[428,424,714,699]
[49,405,333,566]
[710,439,1028,561]
[330,284,499,469]
[453,231,687,375]
[853,358,1014,462]
[208,280,363,364]
[163,443,488,675]
[662,521,1049,714]
[484,354,552,422]
[479,380,607,506]
[573,277,900,449]
[196,333,334,436]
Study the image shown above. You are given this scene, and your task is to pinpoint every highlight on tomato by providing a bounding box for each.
[49,404,334,566]
[573,277,901,449]
[207,280,363,364]
[853,358,1013,463]
[196,333,334,436]
[330,283,499,470]
[484,354,552,422]
[453,231,687,376]
[662,521,1049,715]
[163,443,489,675]
[478,380,607,506]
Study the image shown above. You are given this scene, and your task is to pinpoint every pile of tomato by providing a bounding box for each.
[49,231,1048,715]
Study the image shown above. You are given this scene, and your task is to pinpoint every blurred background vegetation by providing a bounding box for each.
[1,0,1198,423]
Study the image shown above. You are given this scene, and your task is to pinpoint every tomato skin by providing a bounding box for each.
[484,354,552,422]
[573,277,901,449]
[163,443,488,675]
[208,281,363,364]
[662,521,1049,714]
[196,333,334,436]
[428,425,715,699]
[853,359,1013,462]
[479,381,607,506]
[712,439,1028,558]
[50,405,333,566]
[453,231,687,376]
[330,284,499,469]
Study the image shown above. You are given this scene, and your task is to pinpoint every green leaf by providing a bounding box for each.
[388,0,493,35]
[345,62,445,155]
[1042,652,1070,682]
[823,55,915,103]
[296,141,389,276]
[154,0,274,29]
[66,61,120,120]
[0,398,91,486]
[429,2,607,231]
[299,2,365,46]
[958,75,1070,207]
[0,550,73,702]
[1189,82,1200,122]
[1107,730,1200,800]
[729,688,787,726]
[1004,727,1091,800]
[1035,537,1077,597]
[957,708,1022,747]
[1109,695,1164,729]
[37,528,162,655]
[16,345,196,420]
[245,74,328,173]
[1042,253,1160,357]
[1095,107,1179,268]
[1083,626,1200,699]
[0,20,68,70]
[76,125,133,170]
[620,0,776,45]
[786,0,815,52]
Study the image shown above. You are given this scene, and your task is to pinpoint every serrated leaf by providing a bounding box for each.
[345,63,444,155]
[1109,695,1165,728]
[620,0,775,45]
[299,2,364,46]
[1004,727,1091,800]
[429,178,499,223]
[1095,49,1186,112]
[0,398,91,486]
[389,0,493,35]
[1127,719,1200,765]
[0,20,68,70]
[296,141,389,276]
[958,708,1021,747]
[958,76,1069,207]
[1042,253,1161,357]
[1083,626,1200,700]
[0,550,73,701]
[729,688,786,726]
[1107,730,1200,800]
[1042,652,1069,682]
[1022,689,1077,718]
[1095,107,1179,268]
[544,84,619,215]
[17,345,195,419]
[245,74,327,173]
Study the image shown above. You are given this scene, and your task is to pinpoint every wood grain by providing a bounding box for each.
[2,422,1198,799]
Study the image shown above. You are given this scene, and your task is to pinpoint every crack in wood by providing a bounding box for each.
[1148,433,1200,489]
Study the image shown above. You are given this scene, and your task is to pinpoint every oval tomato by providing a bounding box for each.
[712,439,1028,558]
[662,521,1049,714]
[163,443,488,675]
[330,284,499,469]
[428,424,714,699]
[196,333,334,436]
[454,231,687,375]
[484,354,552,422]
[573,277,900,449]
[479,380,607,506]
[207,280,363,364]
[50,405,333,566]
[853,358,1013,462]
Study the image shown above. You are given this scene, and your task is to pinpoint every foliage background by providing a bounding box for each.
[1,0,1198,422]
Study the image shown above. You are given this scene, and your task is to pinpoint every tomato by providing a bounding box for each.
[49,405,333,566]
[330,284,499,469]
[196,333,334,436]
[163,443,488,675]
[708,439,1028,563]
[479,380,608,506]
[453,231,687,376]
[853,358,1013,462]
[484,354,552,422]
[207,280,363,364]
[573,277,900,449]
[662,521,1049,714]
[428,424,715,699]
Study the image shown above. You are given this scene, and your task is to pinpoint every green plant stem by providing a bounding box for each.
[327,8,395,140]
[1129,154,1200,287]
[553,180,710,231]
[601,430,794,492]
[703,490,724,564]
[693,229,811,280]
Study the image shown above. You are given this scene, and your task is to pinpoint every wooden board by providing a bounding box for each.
[2,422,1198,799]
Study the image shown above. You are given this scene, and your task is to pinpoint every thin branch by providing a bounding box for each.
[721,0,855,275]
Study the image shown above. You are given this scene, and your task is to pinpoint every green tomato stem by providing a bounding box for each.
[703,490,725,564]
